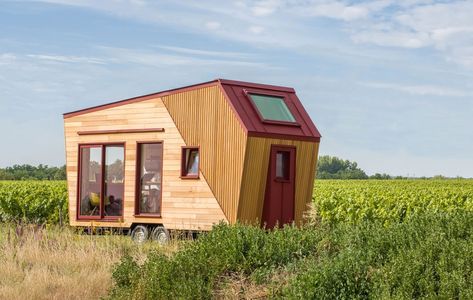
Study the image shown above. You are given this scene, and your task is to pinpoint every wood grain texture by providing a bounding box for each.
[238,137,319,225]
[162,85,247,223]
[64,98,227,230]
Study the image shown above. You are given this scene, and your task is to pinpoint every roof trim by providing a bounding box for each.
[63,80,219,119]
[248,131,320,143]
[218,79,295,93]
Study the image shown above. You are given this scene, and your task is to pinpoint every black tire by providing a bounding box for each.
[150,226,170,245]
[130,225,149,244]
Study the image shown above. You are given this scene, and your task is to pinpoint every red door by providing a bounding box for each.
[261,145,296,229]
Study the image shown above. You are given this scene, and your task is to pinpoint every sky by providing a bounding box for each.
[0,0,472,177]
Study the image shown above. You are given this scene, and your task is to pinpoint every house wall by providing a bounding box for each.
[238,137,319,225]
[162,85,247,223]
[64,98,227,230]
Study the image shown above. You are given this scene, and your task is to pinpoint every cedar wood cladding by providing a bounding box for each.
[64,79,321,228]
[161,85,247,223]
[238,137,319,224]
[64,98,227,230]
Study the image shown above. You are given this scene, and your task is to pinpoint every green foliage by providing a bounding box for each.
[0,181,68,224]
[313,179,473,225]
[109,223,323,299]
[108,179,473,299]
[0,164,66,180]
[317,156,368,179]
[282,212,473,299]
[112,254,140,289]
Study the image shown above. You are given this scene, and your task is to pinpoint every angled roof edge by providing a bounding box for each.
[63,78,298,119]
[63,78,320,143]
[63,79,219,119]
[218,79,295,93]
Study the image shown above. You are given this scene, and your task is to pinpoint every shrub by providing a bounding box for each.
[282,212,473,299]
[109,223,323,299]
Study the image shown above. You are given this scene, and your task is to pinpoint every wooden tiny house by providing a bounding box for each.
[63,79,321,240]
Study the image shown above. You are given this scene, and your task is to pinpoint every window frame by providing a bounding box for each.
[134,141,164,218]
[243,89,301,127]
[180,146,200,179]
[275,150,290,181]
[272,145,296,183]
[76,142,126,221]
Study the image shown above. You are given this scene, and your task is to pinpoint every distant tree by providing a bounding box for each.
[370,173,392,180]
[0,164,67,180]
[316,156,368,179]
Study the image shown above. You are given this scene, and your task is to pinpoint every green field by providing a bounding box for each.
[313,179,473,225]
[1,179,473,299]
[0,181,67,224]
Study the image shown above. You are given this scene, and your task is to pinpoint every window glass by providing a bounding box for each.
[275,151,289,180]
[181,148,199,177]
[104,146,124,217]
[78,144,124,219]
[249,94,296,123]
[137,143,163,215]
[186,149,199,175]
[79,147,102,216]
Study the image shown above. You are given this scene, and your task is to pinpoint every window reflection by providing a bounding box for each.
[137,143,163,215]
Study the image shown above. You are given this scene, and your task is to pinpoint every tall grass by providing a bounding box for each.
[0,225,172,300]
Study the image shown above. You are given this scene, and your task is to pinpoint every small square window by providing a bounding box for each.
[249,94,296,123]
[181,147,199,178]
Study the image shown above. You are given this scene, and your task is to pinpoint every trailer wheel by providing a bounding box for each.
[130,225,149,244]
[150,226,169,245]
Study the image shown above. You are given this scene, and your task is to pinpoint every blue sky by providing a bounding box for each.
[1,0,472,177]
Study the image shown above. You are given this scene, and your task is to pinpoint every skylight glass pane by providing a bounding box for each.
[249,94,296,122]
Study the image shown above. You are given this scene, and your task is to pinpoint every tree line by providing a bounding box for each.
[317,155,409,180]
[0,157,454,180]
[0,164,66,180]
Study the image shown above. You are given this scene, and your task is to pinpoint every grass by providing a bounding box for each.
[0,224,178,300]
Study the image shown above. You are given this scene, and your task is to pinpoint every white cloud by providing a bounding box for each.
[205,21,221,30]
[250,0,281,16]
[0,53,17,65]
[249,25,265,34]
[97,46,268,68]
[308,2,369,21]
[360,81,469,97]
[25,0,473,68]
[349,1,473,67]
[352,30,431,48]
[156,45,253,59]
[27,54,106,64]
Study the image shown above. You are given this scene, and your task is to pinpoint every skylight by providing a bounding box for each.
[249,94,296,123]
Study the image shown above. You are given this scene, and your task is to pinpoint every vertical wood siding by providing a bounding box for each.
[238,137,319,224]
[162,86,247,223]
[64,98,227,230]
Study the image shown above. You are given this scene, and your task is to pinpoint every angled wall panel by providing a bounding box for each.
[162,85,247,223]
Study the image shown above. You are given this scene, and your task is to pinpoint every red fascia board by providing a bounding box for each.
[248,131,320,143]
[218,79,295,93]
[63,80,219,119]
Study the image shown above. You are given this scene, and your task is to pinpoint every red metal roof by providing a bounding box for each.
[63,79,321,142]
[218,79,321,142]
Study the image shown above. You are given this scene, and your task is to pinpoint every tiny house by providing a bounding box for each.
[63,79,321,242]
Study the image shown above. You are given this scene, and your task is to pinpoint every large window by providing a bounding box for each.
[181,147,199,179]
[136,143,163,216]
[248,94,297,123]
[78,144,124,219]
